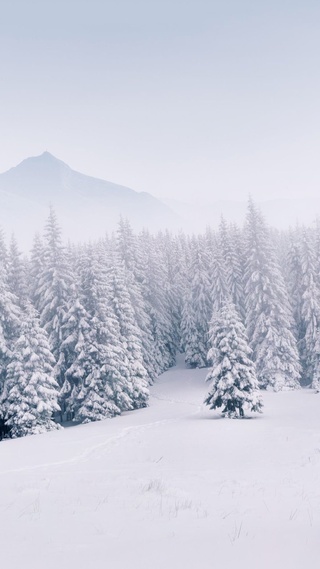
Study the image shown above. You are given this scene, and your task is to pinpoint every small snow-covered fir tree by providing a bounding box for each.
[205,301,263,418]
[1,304,60,437]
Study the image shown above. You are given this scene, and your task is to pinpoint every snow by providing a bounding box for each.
[1,354,320,569]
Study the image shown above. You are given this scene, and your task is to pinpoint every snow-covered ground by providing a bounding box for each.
[1,355,320,569]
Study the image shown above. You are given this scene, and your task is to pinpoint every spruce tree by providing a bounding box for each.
[183,237,212,367]
[34,208,73,382]
[205,301,263,418]
[107,260,149,409]
[138,230,176,373]
[210,233,230,315]
[75,247,134,422]
[181,284,206,367]
[0,247,21,400]
[299,230,320,385]
[1,304,60,437]
[116,219,158,382]
[244,199,301,390]
[7,235,28,307]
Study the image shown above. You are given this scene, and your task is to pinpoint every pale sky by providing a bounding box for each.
[1,0,320,203]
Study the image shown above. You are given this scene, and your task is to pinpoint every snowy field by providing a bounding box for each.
[1,355,320,569]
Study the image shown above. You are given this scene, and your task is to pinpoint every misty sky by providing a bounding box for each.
[1,0,320,203]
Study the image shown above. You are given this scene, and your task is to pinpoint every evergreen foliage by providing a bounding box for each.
[1,304,60,437]
[244,199,301,390]
[3,205,320,439]
[182,238,212,367]
[205,301,263,418]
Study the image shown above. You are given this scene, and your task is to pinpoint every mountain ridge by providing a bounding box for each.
[0,152,182,248]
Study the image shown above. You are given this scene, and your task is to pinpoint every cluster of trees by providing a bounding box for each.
[0,200,319,436]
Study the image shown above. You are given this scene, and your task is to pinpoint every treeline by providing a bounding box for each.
[0,199,319,438]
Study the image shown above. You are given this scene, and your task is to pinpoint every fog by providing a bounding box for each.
[1,0,320,213]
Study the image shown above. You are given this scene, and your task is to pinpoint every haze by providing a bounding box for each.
[1,0,320,205]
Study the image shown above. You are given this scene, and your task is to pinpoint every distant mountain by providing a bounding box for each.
[0,152,181,248]
[1,152,319,249]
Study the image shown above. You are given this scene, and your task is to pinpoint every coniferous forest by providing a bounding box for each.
[1,199,320,437]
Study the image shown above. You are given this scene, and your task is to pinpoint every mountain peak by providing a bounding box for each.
[18,151,69,169]
[0,153,181,247]
[38,150,58,160]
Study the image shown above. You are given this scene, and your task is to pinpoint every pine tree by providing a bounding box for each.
[181,284,206,367]
[138,230,176,373]
[244,199,301,390]
[29,233,45,309]
[0,230,8,269]
[299,230,320,385]
[7,235,28,307]
[0,247,21,400]
[57,287,92,417]
[34,208,73,380]
[107,260,149,409]
[210,232,230,315]
[75,247,135,422]
[286,228,304,342]
[205,301,263,418]
[1,304,60,437]
[183,237,212,367]
[116,219,158,382]
[159,230,184,354]
[220,221,246,321]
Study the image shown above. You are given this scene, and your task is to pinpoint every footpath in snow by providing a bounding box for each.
[1,354,320,569]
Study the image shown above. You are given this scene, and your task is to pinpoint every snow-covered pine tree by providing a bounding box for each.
[174,232,191,353]
[182,237,212,367]
[1,304,60,437]
[180,283,205,367]
[7,235,28,307]
[299,229,320,386]
[0,245,21,401]
[244,199,301,390]
[314,218,320,288]
[286,228,304,343]
[75,246,135,422]
[210,232,230,316]
[158,230,184,354]
[107,259,149,409]
[205,301,263,418]
[219,220,246,321]
[34,208,73,382]
[137,230,177,373]
[59,291,96,418]
[0,230,8,269]
[116,219,159,382]
[29,233,45,310]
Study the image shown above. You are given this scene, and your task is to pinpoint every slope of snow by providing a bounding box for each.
[1,355,320,569]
